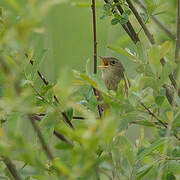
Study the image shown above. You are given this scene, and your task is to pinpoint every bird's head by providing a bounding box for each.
[98,56,124,76]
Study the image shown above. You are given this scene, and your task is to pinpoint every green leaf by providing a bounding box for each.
[140,12,148,22]
[100,14,107,20]
[111,17,120,25]
[155,96,165,106]
[55,142,72,150]
[119,10,131,25]
[171,147,180,157]
[66,108,73,120]
[52,158,70,176]
[159,61,176,86]
[166,173,176,180]
[85,86,93,101]
[104,4,111,11]
[107,45,138,62]
[160,41,171,58]
[136,42,148,63]
[118,136,135,166]
[80,74,98,88]
[32,49,48,81]
[136,160,157,175]
[133,120,156,127]
[119,17,129,25]
[124,10,131,16]
[121,157,131,178]
[0,87,3,98]
[168,161,180,174]
[139,76,159,91]
[0,7,2,17]
[136,64,154,76]
[149,45,161,70]
[137,138,166,161]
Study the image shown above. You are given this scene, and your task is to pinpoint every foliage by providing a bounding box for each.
[0,0,179,180]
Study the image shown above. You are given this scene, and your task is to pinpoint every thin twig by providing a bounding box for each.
[25,54,74,129]
[2,156,22,180]
[126,0,155,44]
[53,131,74,146]
[28,115,54,160]
[91,0,103,118]
[140,102,167,128]
[136,0,175,40]
[140,102,180,141]
[72,116,85,120]
[31,114,74,146]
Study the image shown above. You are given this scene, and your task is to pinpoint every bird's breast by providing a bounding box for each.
[102,72,122,91]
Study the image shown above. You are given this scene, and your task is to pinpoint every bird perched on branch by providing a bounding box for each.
[98,56,130,92]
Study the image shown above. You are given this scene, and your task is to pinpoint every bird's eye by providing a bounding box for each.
[110,60,116,65]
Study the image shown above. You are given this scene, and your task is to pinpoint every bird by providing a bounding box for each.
[98,56,130,92]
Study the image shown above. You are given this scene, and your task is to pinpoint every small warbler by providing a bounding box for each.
[98,56,129,91]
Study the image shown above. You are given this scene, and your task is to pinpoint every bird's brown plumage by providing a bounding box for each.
[99,57,125,91]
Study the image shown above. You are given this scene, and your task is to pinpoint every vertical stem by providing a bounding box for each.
[91,0,103,118]
[92,0,97,74]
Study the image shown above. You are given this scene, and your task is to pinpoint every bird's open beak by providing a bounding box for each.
[97,56,109,68]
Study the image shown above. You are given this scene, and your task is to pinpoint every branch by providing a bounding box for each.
[25,54,74,129]
[92,0,97,74]
[135,0,175,40]
[28,115,54,160]
[126,0,155,44]
[31,114,74,146]
[91,0,103,118]
[104,0,140,44]
[125,0,180,102]
[2,156,22,180]
[140,102,180,141]
[140,102,167,128]
[72,116,85,120]
[113,0,140,43]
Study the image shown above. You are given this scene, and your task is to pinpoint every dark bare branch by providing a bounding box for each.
[104,0,140,44]
[25,54,74,129]
[2,156,22,180]
[92,0,97,74]
[28,115,54,160]
[126,0,155,44]
[31,114,74,146]
[113,0,139,43]
[91,0,103,118]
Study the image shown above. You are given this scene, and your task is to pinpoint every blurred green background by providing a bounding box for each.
[40,2,136,80]
[0,0,137,80]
